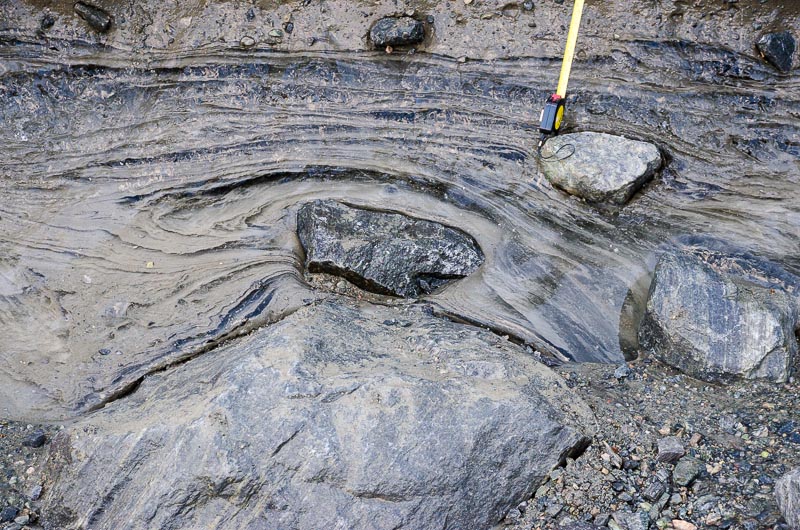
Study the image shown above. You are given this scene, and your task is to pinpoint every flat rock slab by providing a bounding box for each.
[297,200,484,297]
[639,246,799,383]
[40,299,594,530]
[776,467,800,529]
[542,132,661,205]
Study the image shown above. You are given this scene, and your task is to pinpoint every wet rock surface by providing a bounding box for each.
[40,299,594,530]
[776,468,800,529]
[757,31,796,73]
[2,1,799,418]
[369,16,425,48]
[639,246,799,383]
[541,132,662,205]
[297,200,484,298]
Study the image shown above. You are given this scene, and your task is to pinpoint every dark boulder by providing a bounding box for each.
[757,31,796,73]
[73,2,112,33]
[40,299,595,530]
[639,247,798,383]
[370,16,425,48]
[297,200,484,297]
[22,430,46,448]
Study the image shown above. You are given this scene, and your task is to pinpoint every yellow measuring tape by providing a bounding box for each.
[556,0,585,98]
[538,0,585,150]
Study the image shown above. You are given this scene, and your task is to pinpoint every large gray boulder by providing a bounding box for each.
[40,299,594,530]
[639,247,798,383]
[777,468,800,529]
[297,200,484,298]
[541,132,661,205]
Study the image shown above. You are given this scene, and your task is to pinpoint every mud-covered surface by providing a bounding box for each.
[2,0,800,61]
[1,0,799,422]
[1,0,799,528]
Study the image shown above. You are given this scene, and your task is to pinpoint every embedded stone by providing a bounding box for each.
[541,132,661,205]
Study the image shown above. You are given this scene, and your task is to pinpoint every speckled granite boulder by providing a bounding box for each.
[542,132,661,205]
[639,246,799,383]
[776,467,800,529]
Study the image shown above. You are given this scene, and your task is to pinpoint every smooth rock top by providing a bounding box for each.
[297,200,484,297]
[40,299,594,530]
[639,246,799,383]
[757,31,796,73]
[541,132,661,205]
[776,467,800,529]
[369,16,425,48]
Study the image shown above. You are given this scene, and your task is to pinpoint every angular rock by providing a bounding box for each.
[642,479,667,502]
[40,299,594,530]
[73,2,112,33]
[541,132,661,205]
[40,13,56,30]
[22,430,46,448]
[757,31,796,73]
[28,485,43,502]
[673,457,702,487]
[297,200,484,297]
[0,507,18,524]
[776,468,800,529]
[657,436,685,463]
[639,247,798,383]
[370,16,425,48]
[612,510,650,530]
[594,514,612,527]
[504,507,522,524]
[614,364,632,380]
